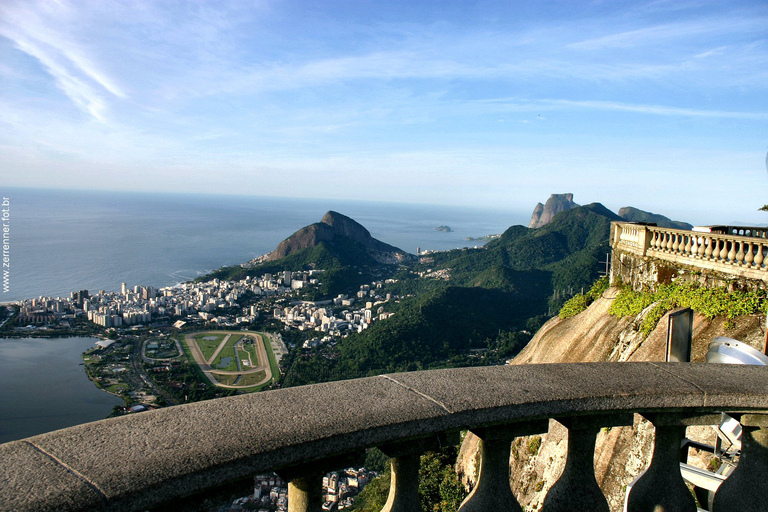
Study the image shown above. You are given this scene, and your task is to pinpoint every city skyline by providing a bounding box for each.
[1,0,767,224]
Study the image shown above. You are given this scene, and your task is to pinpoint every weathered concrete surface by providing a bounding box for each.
[477,288,768,512]
[2,362,767,511]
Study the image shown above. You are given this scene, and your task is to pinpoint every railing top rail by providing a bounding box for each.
[2,362,767,511]
[613,221,768,242]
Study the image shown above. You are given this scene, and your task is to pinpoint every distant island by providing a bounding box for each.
[435,225,452,232]
[465,234,500,242]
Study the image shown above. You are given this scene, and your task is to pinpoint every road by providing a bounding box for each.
[129,338,179,406]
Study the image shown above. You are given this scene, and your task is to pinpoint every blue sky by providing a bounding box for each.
[1,0,767,224]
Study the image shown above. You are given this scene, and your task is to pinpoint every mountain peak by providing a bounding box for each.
[529,193,578,228]
[265,211,414,264]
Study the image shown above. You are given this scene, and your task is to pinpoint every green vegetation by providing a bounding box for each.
[528,436,542,456]
[195,333,226,362]
[558,276,610,319]
[352,445,467,512]
[609,282,767,337]
[262,335,280,381]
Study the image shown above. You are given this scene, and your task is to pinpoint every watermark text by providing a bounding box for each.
[2,196,9,293]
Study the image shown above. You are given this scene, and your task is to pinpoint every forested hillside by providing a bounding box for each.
[279,203,621,386]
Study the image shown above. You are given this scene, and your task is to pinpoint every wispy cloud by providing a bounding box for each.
[0,1,126,120]
[481,98,768,120]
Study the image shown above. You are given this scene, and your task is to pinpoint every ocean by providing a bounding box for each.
[1,187,528,303]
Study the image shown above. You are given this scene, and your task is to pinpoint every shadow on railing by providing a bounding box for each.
[1,362,767,512]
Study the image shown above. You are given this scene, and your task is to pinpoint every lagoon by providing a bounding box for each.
[0,336,123,444]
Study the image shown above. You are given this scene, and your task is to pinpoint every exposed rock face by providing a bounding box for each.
[265,211,414,264]
[618,206,693,230]
[528,193,578,228]
[456,288,764,511]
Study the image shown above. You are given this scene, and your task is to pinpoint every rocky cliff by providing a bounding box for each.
[457,288,765,511]
[528,193,578,229]
[265,211,414,264]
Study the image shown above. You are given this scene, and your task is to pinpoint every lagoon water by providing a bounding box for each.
[0,336,123,444]
[0,187,527,442]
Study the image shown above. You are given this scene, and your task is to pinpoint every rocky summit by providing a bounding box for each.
[528,193,578,228]
[265,210,414,264]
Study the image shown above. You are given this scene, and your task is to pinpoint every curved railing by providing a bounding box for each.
[612,222,768,282]
[2,362,768,512]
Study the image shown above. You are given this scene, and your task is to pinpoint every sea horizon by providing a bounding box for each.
[0,186,528,303]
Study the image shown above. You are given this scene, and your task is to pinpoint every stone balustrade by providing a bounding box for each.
[1,362,768,512]
[611,222,768,283]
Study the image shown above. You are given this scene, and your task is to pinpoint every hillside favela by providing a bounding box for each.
[2,1,768,512]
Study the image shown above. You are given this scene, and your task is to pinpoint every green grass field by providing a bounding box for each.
[195,333,227,362]
[212,343,238,372]
[237,370,267,386]
[212,373,239,386]
[105,383,129,394]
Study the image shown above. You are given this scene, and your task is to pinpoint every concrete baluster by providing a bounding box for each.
[542,415,632,512]
[727,240,737,263]
[625,414,700,512]
[380,455,421,512]
[755,241,765,268]
[672,233,680,253]
[718,238,728,260]
[710,237,721,259]
[744,241,754,266]
[379,435,454,512]
[717,238,728,260]
[684,234,692,256]
[458,422,548,512]
[698,236,707,257]
[712,414,768,512]
[735,240,745,265]
[652,231,661,251]
[288,474,325,512]
[689,235,704,258]
[279,451,365,512]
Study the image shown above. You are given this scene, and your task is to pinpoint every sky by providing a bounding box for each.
[1,0,767,225]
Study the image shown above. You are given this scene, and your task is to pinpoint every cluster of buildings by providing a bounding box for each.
[322,468,376,510]
[14,270,326,330]
[13,271,400,348]
[274,282,397,344]
[221,469,377,512]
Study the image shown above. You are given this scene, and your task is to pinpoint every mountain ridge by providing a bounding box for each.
[618,206,693,230]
